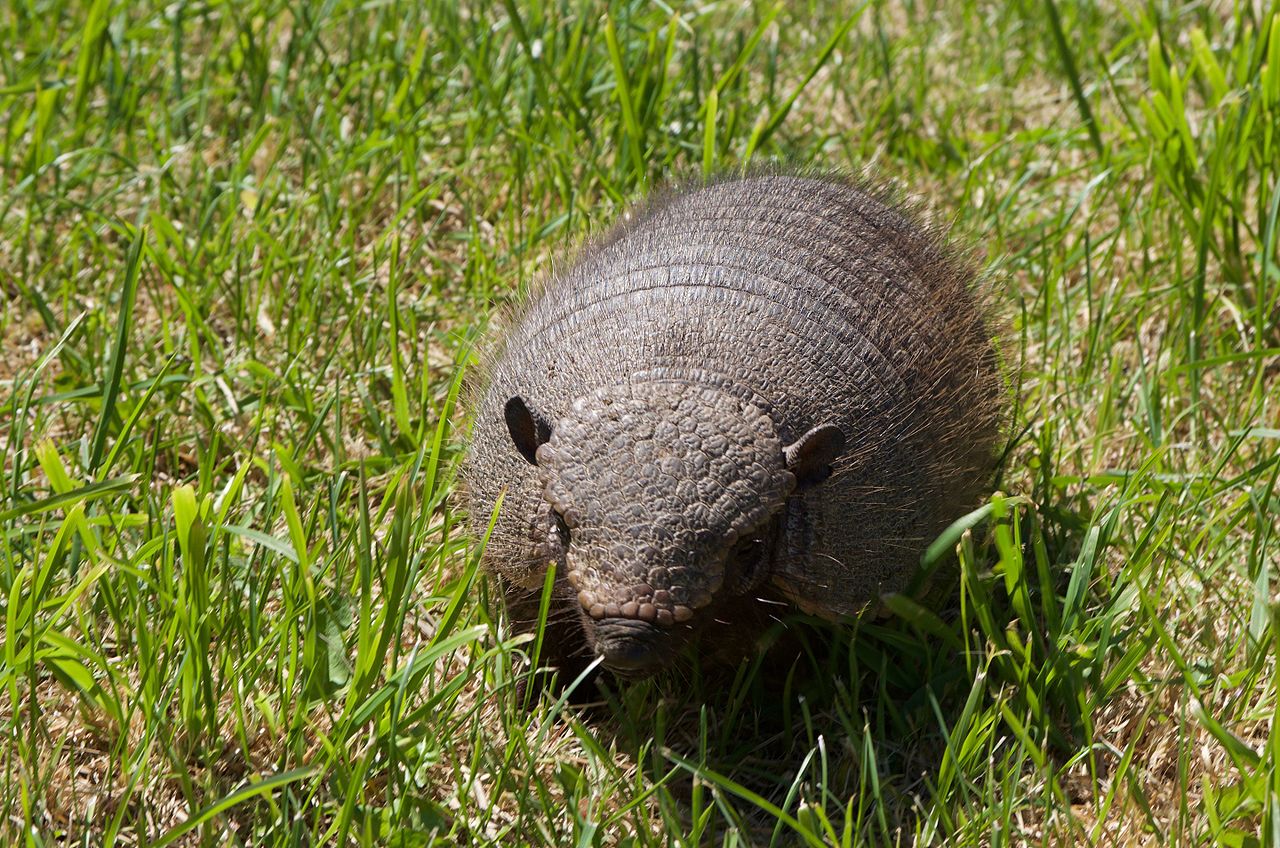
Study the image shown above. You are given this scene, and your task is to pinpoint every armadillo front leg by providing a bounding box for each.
[501,576,601,702]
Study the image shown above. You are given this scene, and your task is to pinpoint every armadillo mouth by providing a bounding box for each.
[589,617,675,676]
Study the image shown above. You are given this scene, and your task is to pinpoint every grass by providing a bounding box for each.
[1,0,1278,844]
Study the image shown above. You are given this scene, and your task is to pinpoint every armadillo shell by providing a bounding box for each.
[467,173,1003,619]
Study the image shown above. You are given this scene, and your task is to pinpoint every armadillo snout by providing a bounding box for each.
[591,617,668,675]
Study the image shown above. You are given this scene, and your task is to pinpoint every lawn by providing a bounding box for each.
[2,0,1278,844]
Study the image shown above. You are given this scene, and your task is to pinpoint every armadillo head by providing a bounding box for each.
[504,380,844,676]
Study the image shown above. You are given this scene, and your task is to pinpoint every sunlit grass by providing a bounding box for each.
[1,0,1278,844]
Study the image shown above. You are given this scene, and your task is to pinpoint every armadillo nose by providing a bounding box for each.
[593,617,665,675]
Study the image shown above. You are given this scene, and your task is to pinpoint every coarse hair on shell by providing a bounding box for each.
[460,166,1011,681]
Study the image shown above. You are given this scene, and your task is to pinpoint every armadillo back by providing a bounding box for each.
[467,174,1002,614]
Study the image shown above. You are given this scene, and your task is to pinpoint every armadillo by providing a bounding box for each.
[464,173,1003,679]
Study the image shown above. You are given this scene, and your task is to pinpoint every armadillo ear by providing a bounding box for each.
[784,424,845,489]
[505,395,553,466]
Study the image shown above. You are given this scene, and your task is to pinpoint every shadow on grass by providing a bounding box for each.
[535,495,1102,843]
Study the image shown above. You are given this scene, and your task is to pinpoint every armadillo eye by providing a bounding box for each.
[552,509,572,546]
[728,533,767,590]
[535,507,571,564]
